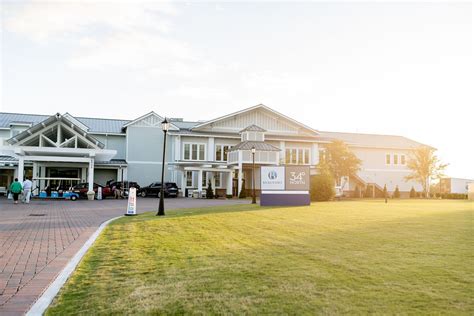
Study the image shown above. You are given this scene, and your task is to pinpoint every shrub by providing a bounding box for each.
[238,180,247,199]
[393,185,400,198]
[206,180,214,199]
[310,164,335,201]
[383,184,388,199]
[440,193,467,199]
[226,194,233,199]
[409,187,416,198]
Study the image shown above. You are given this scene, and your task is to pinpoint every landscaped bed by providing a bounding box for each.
[47,200,473,315]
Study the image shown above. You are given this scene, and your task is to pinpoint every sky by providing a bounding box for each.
[0,1,472,179]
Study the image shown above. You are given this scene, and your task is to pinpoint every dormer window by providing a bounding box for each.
[240,125,266,142]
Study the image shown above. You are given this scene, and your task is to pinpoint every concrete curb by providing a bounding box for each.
[26,216,123,316]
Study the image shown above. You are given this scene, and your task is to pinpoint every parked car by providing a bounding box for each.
[139,182,179,198]
[72,183,114,199]
[107,181,140,197]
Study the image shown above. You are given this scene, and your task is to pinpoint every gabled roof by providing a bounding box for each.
[123,111,179,130]
[6,113,105,149]
[318,131,431,149]
[192,104,319,136]
[0,112,129,134]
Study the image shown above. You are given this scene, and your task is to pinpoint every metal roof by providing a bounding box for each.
[318,131,429,149]
[230,141,281,152]
[0,112,430,149]
[0,112,130,134]
[0,155,18,162]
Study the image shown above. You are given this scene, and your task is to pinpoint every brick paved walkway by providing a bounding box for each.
[0,197,245,315]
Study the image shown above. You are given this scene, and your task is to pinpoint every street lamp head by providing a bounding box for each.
[251,146,256,154]
[161,118,170,132]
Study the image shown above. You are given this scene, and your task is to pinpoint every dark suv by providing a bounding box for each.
[139,182,179,198]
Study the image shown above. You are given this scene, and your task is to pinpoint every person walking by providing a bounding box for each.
[9,178,23,204]
[22,176,33,203]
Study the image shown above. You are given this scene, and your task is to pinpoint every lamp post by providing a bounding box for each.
[157,118,170,216]
[251,146,256,204]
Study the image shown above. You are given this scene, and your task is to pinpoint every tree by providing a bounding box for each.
[405,147,448,198]
[310,162,335,201]
[393,185,400,198]
[206,180,214,199]
[409,186,416,198]
[383,184,388,203]
[323,140,361,189]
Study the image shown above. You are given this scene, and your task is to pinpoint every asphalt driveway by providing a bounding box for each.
[0,197,247,315]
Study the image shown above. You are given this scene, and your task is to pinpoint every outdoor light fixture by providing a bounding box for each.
[157,118,169,216]
[251,146,256,204]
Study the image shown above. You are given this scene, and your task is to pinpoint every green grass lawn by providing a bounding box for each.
[47,200,473,315]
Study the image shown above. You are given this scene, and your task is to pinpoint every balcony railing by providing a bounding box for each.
[228,150,279,165]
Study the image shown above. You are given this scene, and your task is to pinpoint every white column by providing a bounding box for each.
[40,165,46,191]
[197,170,203,196]
[311,143,319,165]
[208,137,215,161]
[238,151,243,195]
[210,172,215,195]
[81,167,87,182]
[18,157,24,182]
[117,167,122,181]
[226,171,233,196]
[280,141,285,164]
[122,167,128,181]
[181,170,187,196]
[174,135,181,161]
[32,162,38,195]
[88,158,94,192]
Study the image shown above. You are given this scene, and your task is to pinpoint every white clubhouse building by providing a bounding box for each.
[0,104,426,197]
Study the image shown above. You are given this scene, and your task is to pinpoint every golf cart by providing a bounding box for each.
[34,177,81,201]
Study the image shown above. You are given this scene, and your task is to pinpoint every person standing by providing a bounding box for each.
[22,176,33,203]
[9,178,23,205]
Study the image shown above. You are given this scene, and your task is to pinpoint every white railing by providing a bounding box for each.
[228,150,279,165]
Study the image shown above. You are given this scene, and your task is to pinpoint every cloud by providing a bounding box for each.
[3,0,177,41]
[3,0,218,78]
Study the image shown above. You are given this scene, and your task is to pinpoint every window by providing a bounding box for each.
[186,171,193,187]
[401,155,406,165]
[393,154,398,165]
[286,148,310,165]
[184,143,205,160]
[386,154,391,165]
[215,145,232,162]
[184,144,190,160]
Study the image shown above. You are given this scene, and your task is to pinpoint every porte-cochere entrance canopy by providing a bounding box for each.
[1,113,117,192]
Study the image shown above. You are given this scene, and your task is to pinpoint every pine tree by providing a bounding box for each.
[409,186,416,198]
[206,180,214,199]
[383,184,388,203]
[393,185,400,198]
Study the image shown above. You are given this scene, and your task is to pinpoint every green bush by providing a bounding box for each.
[393,185,400,198]
[206,180,214,199]
[439,193,468,199]
[310,164,335,201]
[409,187,416,198]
